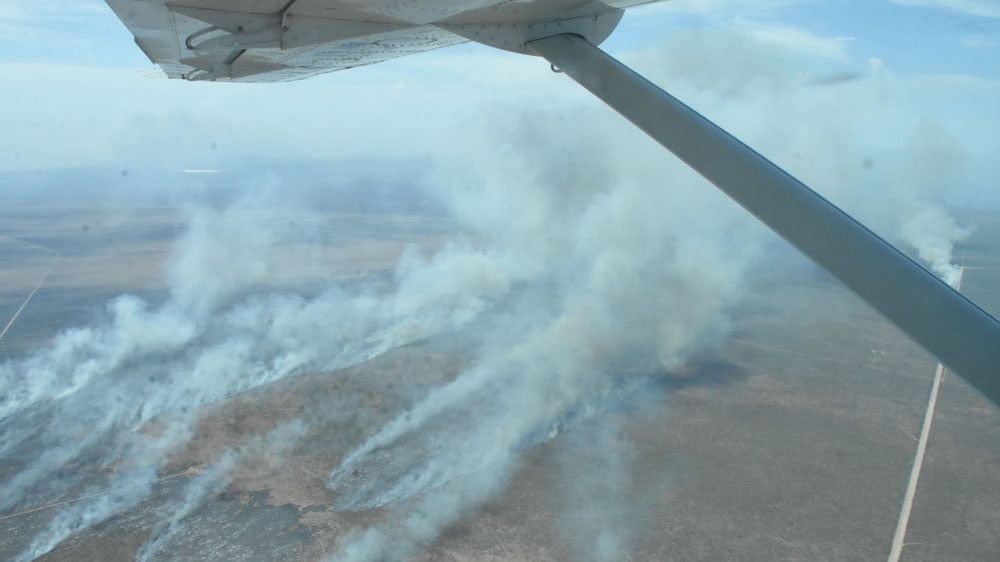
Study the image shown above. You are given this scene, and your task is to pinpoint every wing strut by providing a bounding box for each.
[527,33,1000,406]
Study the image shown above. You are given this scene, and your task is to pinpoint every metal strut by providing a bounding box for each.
[527,33,1000,406]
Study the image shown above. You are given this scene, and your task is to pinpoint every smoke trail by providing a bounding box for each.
[555,419,639,562]
[135,420,308,562]
[0,188,497,556]
[15,439,168,562]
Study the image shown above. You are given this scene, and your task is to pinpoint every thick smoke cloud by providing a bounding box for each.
[0,23,983,562]
[324,105,763,562]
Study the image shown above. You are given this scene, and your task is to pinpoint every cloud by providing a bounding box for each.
[892,0,1000,18]
[634,0,807,18]
[0,48,559,172]
[961,32,1000,48]
[739,20,853,61]
[0,0,107,23]
[0,1,126,67]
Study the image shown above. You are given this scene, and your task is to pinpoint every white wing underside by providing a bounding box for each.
[105,0,645,83]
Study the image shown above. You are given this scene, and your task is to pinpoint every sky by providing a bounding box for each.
[0,0,998,182]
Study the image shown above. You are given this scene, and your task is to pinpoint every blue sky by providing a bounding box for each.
[0,0,997,179]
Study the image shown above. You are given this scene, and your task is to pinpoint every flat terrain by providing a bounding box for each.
[0,202,997,561]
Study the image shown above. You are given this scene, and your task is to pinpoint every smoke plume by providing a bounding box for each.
[325,27,980,559]
[324,101,764,559]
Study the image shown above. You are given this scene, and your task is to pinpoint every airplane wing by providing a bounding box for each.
[105,0,630,82]
[105,0,466,82]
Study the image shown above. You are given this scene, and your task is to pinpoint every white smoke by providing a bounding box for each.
[0,188,498,558]
[895,120,975,287]
[16,444,165,561]
[554,418,642,562]
[135,420,308,562]
[324,96,764,559]
[900,206,972,287]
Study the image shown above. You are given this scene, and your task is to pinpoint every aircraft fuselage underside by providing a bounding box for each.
[106,0,653,82]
